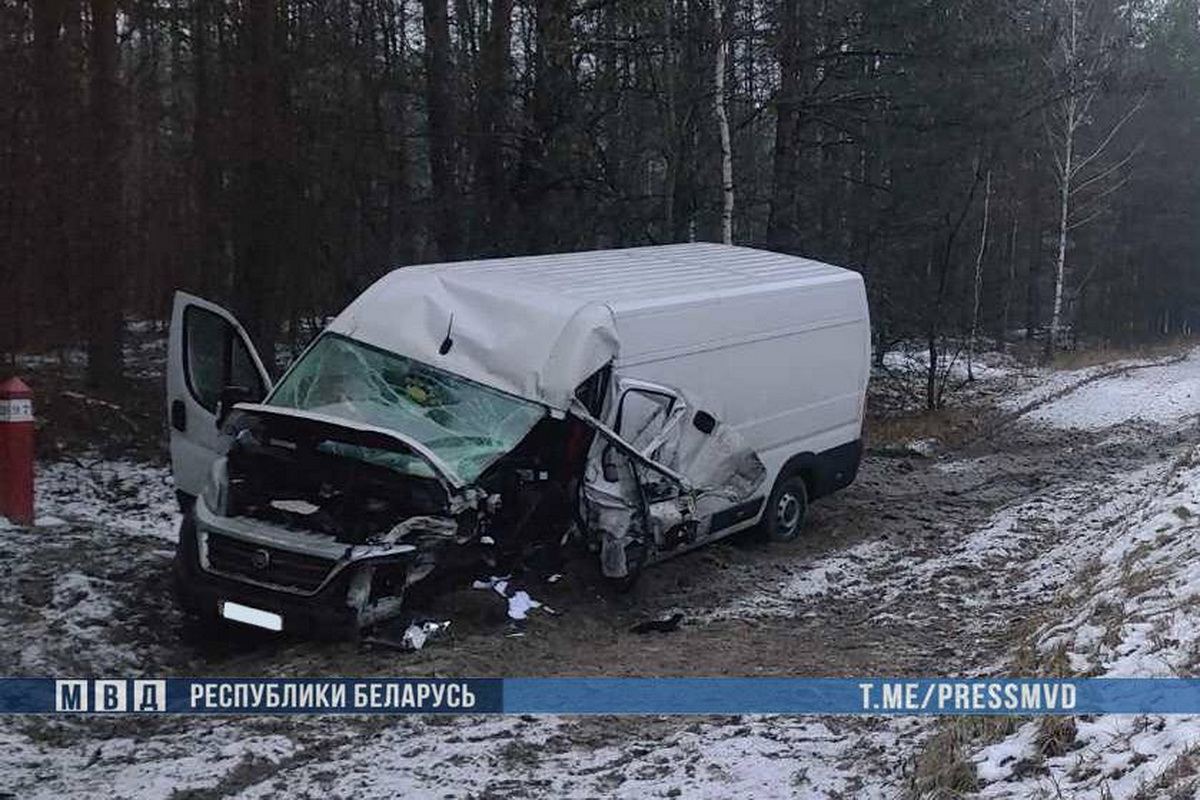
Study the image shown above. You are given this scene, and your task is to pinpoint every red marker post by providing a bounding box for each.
[0,377,34,525]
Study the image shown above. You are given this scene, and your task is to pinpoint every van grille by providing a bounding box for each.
[205,533,336,593]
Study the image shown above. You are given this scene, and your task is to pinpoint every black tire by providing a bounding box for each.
[762,474,809,542]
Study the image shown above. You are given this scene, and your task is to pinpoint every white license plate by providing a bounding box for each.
[220,600,283,631]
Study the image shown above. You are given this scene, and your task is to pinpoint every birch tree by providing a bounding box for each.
[713,0,734,244]
[966,169,991,381]
[1045,0,1143,354]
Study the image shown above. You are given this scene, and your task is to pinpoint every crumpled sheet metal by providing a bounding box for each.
[327,268,619,411]
[581,384,767,578]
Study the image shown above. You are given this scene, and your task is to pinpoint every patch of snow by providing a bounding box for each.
[880,346,1017,382]
[704,459,1161,629]
[227,715,910,799]
[0,724,297,800]
[963,443,1200,796]
[1003,348,1200,431]
[36,459,179,541]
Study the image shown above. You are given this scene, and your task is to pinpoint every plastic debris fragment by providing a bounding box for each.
[401,619,451,651]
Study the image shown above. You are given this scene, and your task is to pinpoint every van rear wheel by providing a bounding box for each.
[762,475,808,542]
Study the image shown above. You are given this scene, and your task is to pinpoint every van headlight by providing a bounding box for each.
[201,457,230,517]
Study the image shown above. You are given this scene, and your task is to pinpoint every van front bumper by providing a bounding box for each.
[173,510,368,639]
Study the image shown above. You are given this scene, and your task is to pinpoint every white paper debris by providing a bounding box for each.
[269,499,320,515]
[506,591,540,621]
[401,620,450,651]
[471,576,544,621]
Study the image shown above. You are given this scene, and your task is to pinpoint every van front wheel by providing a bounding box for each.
[763,475,808,542]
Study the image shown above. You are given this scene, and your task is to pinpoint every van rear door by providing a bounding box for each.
[167,292,272,500]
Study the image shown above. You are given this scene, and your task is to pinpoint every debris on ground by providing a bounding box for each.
[472,575,547,622]
[402,620,450,651]
[363,619,451,651]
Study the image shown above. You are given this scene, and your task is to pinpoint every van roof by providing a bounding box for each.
[397,243,856,312]
[327,244,860,410]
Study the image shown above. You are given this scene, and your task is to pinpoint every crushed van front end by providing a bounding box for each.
[172,406,494,637]
[174,507,414,637]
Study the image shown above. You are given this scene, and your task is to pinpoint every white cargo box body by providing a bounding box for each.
[328,242,870,499]
[598,247,870,486]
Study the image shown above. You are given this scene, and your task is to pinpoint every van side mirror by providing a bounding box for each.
[216,385,253,428]
[693,410,717,435]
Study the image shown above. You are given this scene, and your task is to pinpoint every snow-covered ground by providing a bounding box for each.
[34,459,179,541]
[1002,348,1200,431]
[969,432,1200,796]
[4,346,1200,798]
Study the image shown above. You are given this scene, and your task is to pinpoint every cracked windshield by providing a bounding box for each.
[267,334,545,482]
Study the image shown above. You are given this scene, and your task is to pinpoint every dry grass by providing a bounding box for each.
[1035,716,1079,758]
[1093,599,1127,651]
[1047,338,1194,370]
[1120,565,1166,599]
[907,717,1021,799]
[865,408,983,451]
[1132,745,1200,800]
[1009,620,1077,678]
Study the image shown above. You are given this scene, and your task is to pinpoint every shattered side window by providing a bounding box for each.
[617,389,675,453]
[266,334,546,482]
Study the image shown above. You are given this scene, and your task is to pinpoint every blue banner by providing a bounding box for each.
[7,678,1200,715]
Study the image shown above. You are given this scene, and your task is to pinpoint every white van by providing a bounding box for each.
[168,243,870,635]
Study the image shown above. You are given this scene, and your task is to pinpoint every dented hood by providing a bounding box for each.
[232,403,467,490]
[325,267,619,410]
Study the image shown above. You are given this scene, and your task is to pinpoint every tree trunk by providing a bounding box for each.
[85,0,124,390]
[524,0,576,252]
[967,169,991,380]
[192,0,223,296]
[767,0,804,250]
[1001,211,1018,343]
[475,0,515,254]
[235,0,283,363]
[32,0,70,351]
[713,0,733,245]
[422,0,460,260]
[1049,119,1073,357]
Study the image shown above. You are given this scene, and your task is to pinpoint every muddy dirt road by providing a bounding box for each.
[3,350,1199,798]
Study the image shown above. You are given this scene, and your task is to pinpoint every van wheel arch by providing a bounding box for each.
[760,458,814,542]
[776,453,819,499]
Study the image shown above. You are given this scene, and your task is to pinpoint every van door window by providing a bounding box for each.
[184,306,266,413]
[616,389,675,456]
